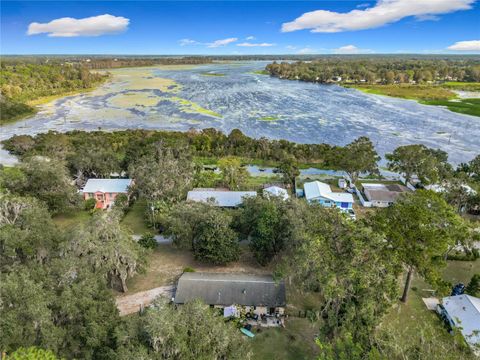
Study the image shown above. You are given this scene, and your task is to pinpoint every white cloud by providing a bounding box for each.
[447,40,480,51]
[207,37,238,48]
[246,35,256,40]
[179,38,200,46]
[237,42,275,47]
[281,0,475,33]
[297,47,316,54]
[286,45,297,50]
[333,45,374,54]
[27,14,129,37]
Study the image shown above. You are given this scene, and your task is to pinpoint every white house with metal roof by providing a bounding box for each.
[440,294,480,354]
[263,186,289,201]
[303,181,354,209]
[82,179,132,209]
[187,189,257,208]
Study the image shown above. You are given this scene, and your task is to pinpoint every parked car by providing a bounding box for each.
[451,283,465,296]
[340,208,356,220]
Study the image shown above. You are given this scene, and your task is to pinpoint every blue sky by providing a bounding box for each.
[1,1,479,54]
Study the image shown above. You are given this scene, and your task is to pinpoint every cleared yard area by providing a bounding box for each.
[116,285,175,316]
[250,318,321,360]
[125,243,270,294]
[121,200,151,234]
[52,210,91,229]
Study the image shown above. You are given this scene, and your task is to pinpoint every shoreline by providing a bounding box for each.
[343,84,480,117]
[1,79,111,127]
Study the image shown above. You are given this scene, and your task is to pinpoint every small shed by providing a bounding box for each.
[338,178,347,189]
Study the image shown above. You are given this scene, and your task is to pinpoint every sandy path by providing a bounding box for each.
[116,285,176,316]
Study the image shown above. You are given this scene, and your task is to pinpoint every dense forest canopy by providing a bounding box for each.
[265,57,480,84]
[1,128,347,172]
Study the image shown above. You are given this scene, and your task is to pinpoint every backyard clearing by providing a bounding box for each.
[116,285,175,316]
[125,243,270,294]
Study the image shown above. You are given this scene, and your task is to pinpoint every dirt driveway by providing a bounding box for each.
[116,285,176,316]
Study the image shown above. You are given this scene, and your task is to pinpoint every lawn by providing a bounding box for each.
[250,318,321,360]
[121,200,151,234]
[52,209,91,230]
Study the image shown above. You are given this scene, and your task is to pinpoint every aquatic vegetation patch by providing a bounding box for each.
[259,115,280,121]
[109,91,160,108]
[251,70,269,75]
[169,97,222,118]
[200,72,226,77]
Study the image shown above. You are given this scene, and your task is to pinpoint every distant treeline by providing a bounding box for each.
[265,58,480,84]
[1,56,213,69]
[2,128,346,175]
[83,56,214,69]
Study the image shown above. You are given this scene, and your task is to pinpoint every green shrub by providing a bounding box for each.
[6,347,60,360]
[114,193,129,212]
[183,266,196,273]
[138,232,157,249]
[84,198,96,211]
[446,248,479,261]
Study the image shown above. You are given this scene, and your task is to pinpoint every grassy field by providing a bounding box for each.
[442,81,480,91]
[52,209,91,230]
[420,98,480,117]
[350,84,456,101]
[121,200,151,234]
[348,83,480,117]
[250,318,321,360]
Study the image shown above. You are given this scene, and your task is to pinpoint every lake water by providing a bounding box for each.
[1,61,478,165]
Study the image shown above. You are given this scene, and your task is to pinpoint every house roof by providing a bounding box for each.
[174,272,286,307]
[82,179,132,193]
[304,181,354,203]
[362,183,409,203]
[263,186,289,200]
[442,295,480,352]
[186,189,257,207]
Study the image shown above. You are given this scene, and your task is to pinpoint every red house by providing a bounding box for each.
[82,179,133,209]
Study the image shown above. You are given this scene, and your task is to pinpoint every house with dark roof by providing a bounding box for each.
[361,183,410,207]
[174,272,286,317]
